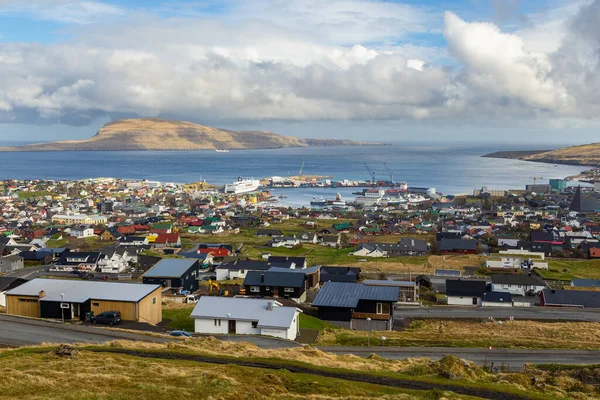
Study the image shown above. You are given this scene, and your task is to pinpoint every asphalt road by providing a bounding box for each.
[0,314,170,347]
[320,346,600,368]
[395,306,600,322]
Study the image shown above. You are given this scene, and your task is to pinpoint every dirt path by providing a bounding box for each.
[88,347,532,400]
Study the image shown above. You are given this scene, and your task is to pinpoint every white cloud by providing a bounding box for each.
[0,0,125,24]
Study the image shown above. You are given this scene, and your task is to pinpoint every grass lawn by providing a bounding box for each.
[16,190,53,199]
[536,259,600,281]
[299,313,327,330]
[45,239,68,247]
[162,304,195,332]
[317,319,600,350]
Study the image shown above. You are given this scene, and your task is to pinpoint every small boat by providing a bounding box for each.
[310,197,327,206]
[278,195,288,199]
[215,149,230,153]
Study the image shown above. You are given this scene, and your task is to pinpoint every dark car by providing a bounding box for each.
[91,311,121,326]
[168,330,192,337]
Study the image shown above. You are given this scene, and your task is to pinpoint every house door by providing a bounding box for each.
[472,297,478,305]
[273,287,279,297]
[228,320,236,334]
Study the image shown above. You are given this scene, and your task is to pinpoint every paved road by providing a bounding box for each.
[320,346,600,368]
[5,265,49,280]
[0,315,170,347]
[395,306,600,322]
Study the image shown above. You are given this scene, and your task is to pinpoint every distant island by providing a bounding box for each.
[0,118,380,151]
[484,142,600,167]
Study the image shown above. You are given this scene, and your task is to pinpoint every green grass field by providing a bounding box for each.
[536,259,600,281]
[162,305,195,332]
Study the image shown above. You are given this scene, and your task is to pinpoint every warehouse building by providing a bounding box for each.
[5,278,162,325]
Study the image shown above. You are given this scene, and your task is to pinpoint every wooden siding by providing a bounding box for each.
[137,287,162,325]
[91,299,136,321]
[6,295,40,318]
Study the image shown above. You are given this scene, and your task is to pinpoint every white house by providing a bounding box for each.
[191,297,301,340]
[490,274,546,296]
[70,227,95,238]
[270,236,300,248]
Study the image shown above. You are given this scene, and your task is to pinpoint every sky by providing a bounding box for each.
[0,0,599,144]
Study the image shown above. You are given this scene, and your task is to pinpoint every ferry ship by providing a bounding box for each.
[224,177,260,194]
[215,149,230,153]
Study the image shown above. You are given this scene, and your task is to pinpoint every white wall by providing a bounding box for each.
[482,301,513,307]
[215,269,230,281]
[194,317,228,334]
[447,296,481,306]
[0,291,5,307]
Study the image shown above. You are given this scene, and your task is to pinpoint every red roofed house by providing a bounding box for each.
[590,248,600,259]
[117,226,136,235]
[154,233,181,248]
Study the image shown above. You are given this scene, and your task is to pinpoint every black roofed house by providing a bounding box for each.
[490,274,546,296]
[55,252,103,272]
[0,277,28,307]
[540,289,600,308]
[18,250,53,265]
[439,238,477,254]
[445,279,487,306]
[482,291,513,307]
[142,258,201,291]
[243,270,308,303]
[256,229,283,237]
[320,234,341,248]
[312,282,399,330]
[299,232,317,244]
[396,238,428,255]
[570,278,600,288]
[267,256,308,269]
[319,266,360,283]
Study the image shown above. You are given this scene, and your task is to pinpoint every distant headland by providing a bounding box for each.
[0,118,382,152]
[483,142,600,167]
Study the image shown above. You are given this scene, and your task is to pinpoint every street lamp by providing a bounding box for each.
[366,317,372,347]
[226,313,231,340]
[60,293,65,324]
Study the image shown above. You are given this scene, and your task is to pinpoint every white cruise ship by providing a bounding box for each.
[224,177,260,194]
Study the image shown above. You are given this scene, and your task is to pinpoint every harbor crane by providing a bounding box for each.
[299,161,305,176]
[383,162,395,184]
[364,163,376,184]
[532,177,543,184]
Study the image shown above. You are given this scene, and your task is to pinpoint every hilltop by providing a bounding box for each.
[0,118,375,151]
[484,143,600,167]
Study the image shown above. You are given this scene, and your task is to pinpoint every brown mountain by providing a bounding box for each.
[484,142,600,167]
[0,118,375,151]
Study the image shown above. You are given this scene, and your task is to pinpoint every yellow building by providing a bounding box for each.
[51,213,108,225]
[5,278,162,325]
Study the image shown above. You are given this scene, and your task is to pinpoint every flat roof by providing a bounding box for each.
[6,278,160,303]
[143,258,197,278]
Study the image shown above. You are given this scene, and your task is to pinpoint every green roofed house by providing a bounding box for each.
[333,222,351,232]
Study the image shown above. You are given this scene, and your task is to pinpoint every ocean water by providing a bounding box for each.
[0,144,589,202]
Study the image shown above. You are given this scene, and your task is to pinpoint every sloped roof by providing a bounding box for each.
[446,279,487,297]
[191,297,299,328]
[243,271,306,288]
[312,282,399,308]
[542,289,600,308]
[143,258,198,278]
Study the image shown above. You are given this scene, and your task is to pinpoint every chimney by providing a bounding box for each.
[267,301,274,311]
[39,290,45,299]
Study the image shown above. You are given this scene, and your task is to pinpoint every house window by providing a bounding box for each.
[284,288,294,293]
[92,302,100,306]
[214,319,221,326]
[152,297,157,305]
[376,303,383,314]
[252,321,258,328]
[265,286,270,291]
[250,286,260,293]
[18,298,37,303]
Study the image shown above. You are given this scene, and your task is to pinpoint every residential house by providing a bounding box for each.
[153,233,181,249]
[439,239,477,254]
[70,227,94,238]
[270,236,300,248]
[5,278,162,324]
[119,236,149,246]
[320,234,341,247]
[350,243,387,257]
[0,255,24,273]
[570,278,600,288]
[298,232,317,244]
[312,282,399,330]
[0,277,27,307]
[191,297,301,340]
[243,270,308,303]
[215,260,270,281]
[267,256,308,269]
[445,279,487,306]
[143,258,201,291]
[18,251,53,265]
[362,279,416,302]
[490,274,546,296]
[256,229,283,237]
[53,252,103,272]
[319,266,360,283]
[482,291,513,307]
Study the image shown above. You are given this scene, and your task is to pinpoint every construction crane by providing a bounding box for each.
[383,162,395,184]
[364,163,376,184]
[532,177,544,184]
[299,161,305,176]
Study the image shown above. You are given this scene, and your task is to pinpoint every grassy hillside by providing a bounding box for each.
[523,142,600,167]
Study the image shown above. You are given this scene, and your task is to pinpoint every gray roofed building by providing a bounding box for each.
[6,278,160,303]
[571,278,600,287]
[312,282,399,308]
[244,270,306,288]
[143,258,199,278]
[490,274,546,286]
[541,289,600,308]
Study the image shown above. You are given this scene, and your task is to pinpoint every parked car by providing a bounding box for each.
[168,330,192,337]
[91,311,121,326]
